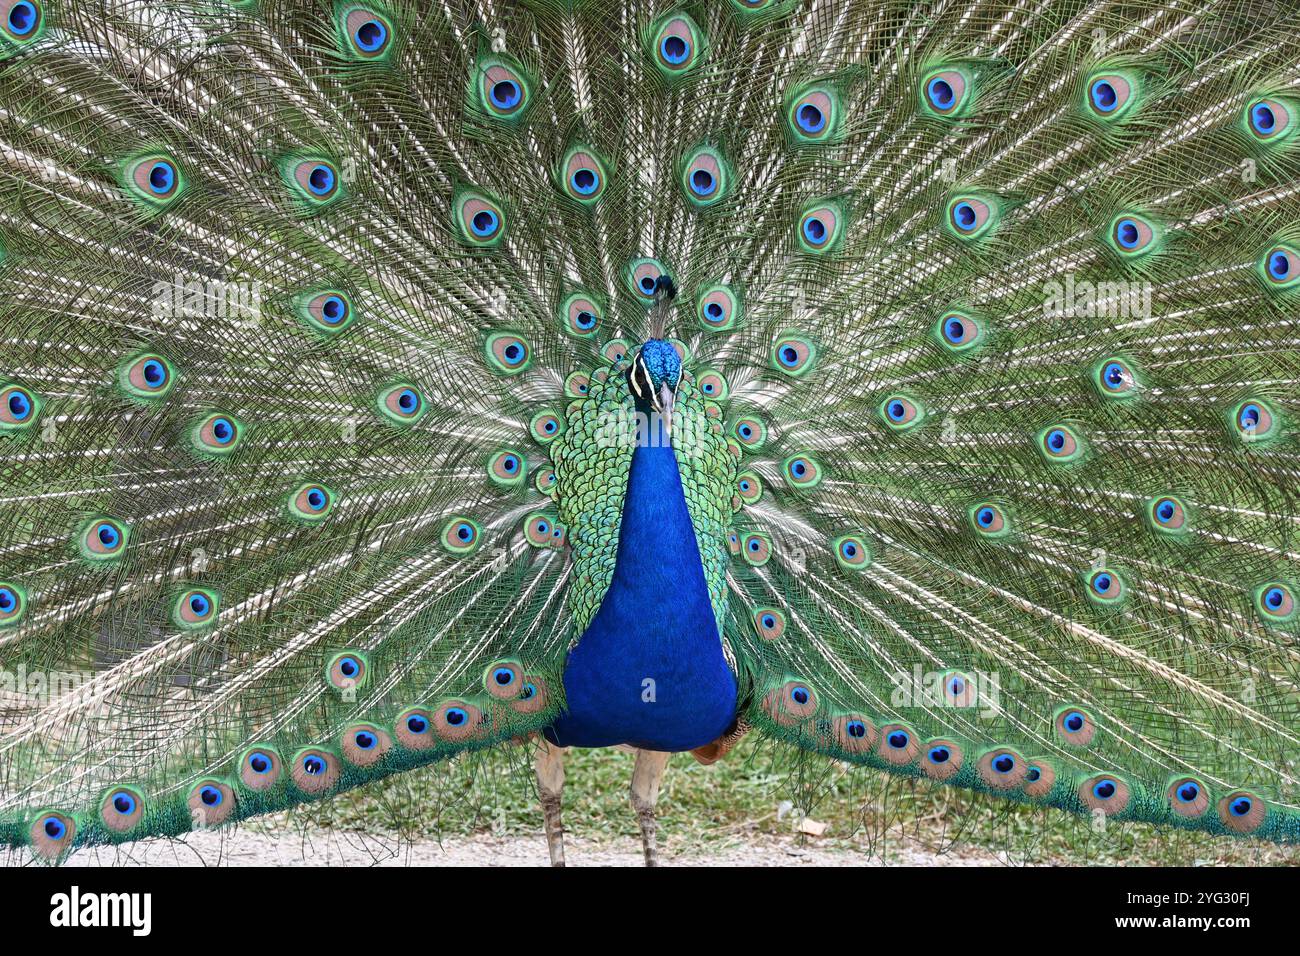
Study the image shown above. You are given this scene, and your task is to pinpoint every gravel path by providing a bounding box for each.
[53,827,1014,867]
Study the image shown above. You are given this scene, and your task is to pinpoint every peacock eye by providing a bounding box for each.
[126,154,184,205]
[1086,567,1126,605]
[440,516,481,555]
[921,68,970,116]
[1177,782,1200,802]
[249,752,272,773]
[928,746,951,763]
[681,147,730,207]
[1255,581,1295,624]
[43,817,64,838]
[0,583,24,626]
[1092,778,1117,800]
[787,85,839,143]
[454,190,506,245]
[937,311,983,352]
[4,0,41,38]
[1086,72,1137,119]
[175,588,218,628]
[407,715,427,733]
[650,14,703,75]
[80,517,129,560]
[880,394,924,430]
[1247,98,1292,141]
[199,785,223,805]
[477,57,532,120]
[947,196,993,237]
[1039,424,1083,462]
[1261,245,1300,288]
[1107,213,1158,256]
[697,284,740,331]
[1232,398,1276,441]
[343,8,391,58]
[354,731,376,750]
[887,730,909,749]
[287,158,342,206]
[798,204,841,252]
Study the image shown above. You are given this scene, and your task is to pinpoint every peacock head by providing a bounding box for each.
[628,275,682,430]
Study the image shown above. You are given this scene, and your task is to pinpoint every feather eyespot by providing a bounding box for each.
[284,158,342,208]
[833,715,876,754]
[946,195,997,239]
[483,660,524,699]
[1166,777,1209,818]
[524,512,559,547]
[877,723,920,765]
[289,482,335,521]
[727,530,741,555]
[188,779,236,825]
[299,290,354,334]
[3,0,42,41]
[1108,214,1158,256]
[118,353,176,400]
[125,154,183,205]
[832,533,870,570]
[29,810,75,859]
[79,517,129,561]
[741,532,772,566]
[977,748,1026,789]
[1085,567,1126,606]
[697,284,741,330]
[239,747,282,791]
[1254,581,1296,624]
[1086,72,1137,120]
[1260,244,1300,289]
[1246,98,1294,143]
[512,675,549,714]
[1023,760,1056,798]
[880,395,923,431]
[533,466,557,496]
[377,384,423,425]
[735,471,763,506]
[476,56,532,121]
[487,449,526,487]
[786,85,839,143]
[921,68,970,117]
[292,748,341,795]
[1093,357,1139,399]
[752,607,786,641]
[649,13,704,76]
[441,516,482,554]
[560,293,602,338]
[191,413,242,455]
[763,680,817,725]
[529,409,563,443]
[327,650,368,691]
[1232,398,1277,442]
[941,671,977,708]
[936,311,984,353]
[0,583,26,627]
[681,146,730,207]
[969,501,1009,538]
[1079,775,1130,815]
[341,724,392,767]
[695,368,728,400]
[174,588,218,629]
[731,415,767,449]
[395,708,435,749]
[782,453,822,490]
[1053,706,1097,747]
[1218,791,1266,834]
[455,190,506,246]
[100,786,145,833]
[1038,424,1083,463]
[603,338,632,367]
[484,332,531,375]
[341,6,391,59]
[627,258,670,302]
[771,333,816,377]
[921,739,964,780]
[561,147,608,204]
[564,372,590,399]
[0,382,40,431]
[1145,494,1189,535]
[433,700,485,742]
[798,202,842,252]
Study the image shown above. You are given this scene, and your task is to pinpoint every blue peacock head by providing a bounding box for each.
[628,275,682,429]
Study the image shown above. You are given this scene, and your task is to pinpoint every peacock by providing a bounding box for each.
[0,0,1298,869]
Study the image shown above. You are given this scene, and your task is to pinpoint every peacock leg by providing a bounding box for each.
[629,748,672,867]
[535,740,567,867]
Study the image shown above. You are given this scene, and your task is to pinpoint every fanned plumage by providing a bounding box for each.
[1,0,1299,860]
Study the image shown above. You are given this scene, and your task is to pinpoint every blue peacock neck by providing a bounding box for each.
[544,413,738,751]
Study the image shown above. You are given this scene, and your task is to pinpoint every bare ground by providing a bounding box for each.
[51,826,1017,867]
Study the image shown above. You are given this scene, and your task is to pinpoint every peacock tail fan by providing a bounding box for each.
[0,0,1298,860]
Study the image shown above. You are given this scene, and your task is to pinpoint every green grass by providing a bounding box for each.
[282,737,1300,866]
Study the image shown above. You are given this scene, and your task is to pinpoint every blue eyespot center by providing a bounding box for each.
[339,657,359,677]
[927,77,954,110]
[142,360,166,386]
[148,161,175,194]
[1026,767,1041,782]
[1048,429,1066,450]
[1116,219,1139,248]
[845,720,866,738]
[1093,573,1112,593]
[1156,500,1175,522]
[212,418,234,443]
[977,507,995,527]
[1230,796,1252,816]
[953,201,976,230]
[522,683,537,699]
[97,523,120,548]
[1104,363,1126,387]
[928,746,950,763]
[797,103,825,133]
[792,460,807,476]
[803,217,826,243]
[303,755,325,775]
[1093,779,1117,800]
[944,318,965,342]
[200,785,222,806]
[1265,587,1285,609]
[43,817,65,839]
[888,401,905,420]
[491,80,521,110]
[1064,711,1085,732]
[1252,103,1275,134]
[398,389,418,413]
[189,593,209,616]
[790,686,810,705]
[841,542,858,558]
[8,390,31,419]
[571,168,598,195]
[0,588,14,612]
[1239,404,1261,429]
[471,210,498,236]
[113,793,135,814]
[307,489,326,510]
[9,2,37,35]
[705,302,723,319]
[1091,80,1117,112]
[355,19,386,52]
[308,164,335,195]
[661,35,688,65]
[887,731,909,749]
[761,614,776,629]
[1269,251,1290,279]
[690,168,716,195]
[493,667,514,685]
[446,707,467,726]
[993,754,1015,773]
[321,296,347,323]
[1177,782,1200,802]
[354,731,376,750]
[248,752,271,773]
[406,715,428,734]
